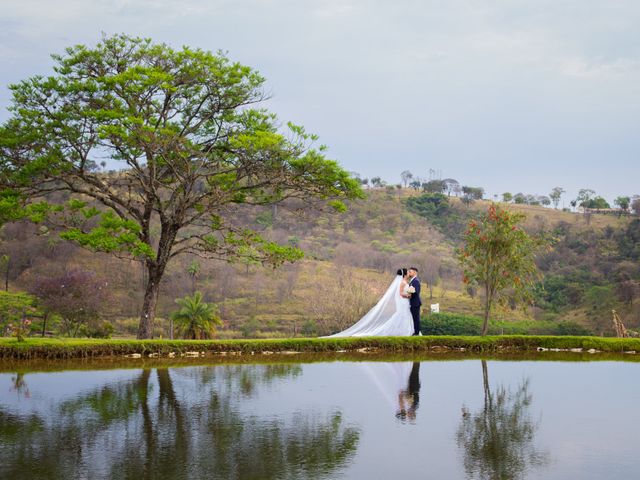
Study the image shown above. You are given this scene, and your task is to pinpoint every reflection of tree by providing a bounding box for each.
[0,364,358,479]
[456,360,548,480]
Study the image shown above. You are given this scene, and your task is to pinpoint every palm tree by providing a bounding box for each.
[170,292,222,339]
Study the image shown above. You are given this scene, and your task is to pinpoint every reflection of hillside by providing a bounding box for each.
[0,365,359,479]
[456,361,549,480]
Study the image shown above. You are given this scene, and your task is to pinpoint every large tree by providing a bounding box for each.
[0,34,362,338]
[458,204,547,335]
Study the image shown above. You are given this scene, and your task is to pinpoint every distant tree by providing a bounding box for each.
[525,195,539,206]
[502,192,513,203]
[187,260,201,293]
[170,291,222,339]
[549,187,565,209]
[409,180,422,191]
[0,34,362,339]
[583,196,610,209]
[423,179,446,194]
[513,193,526,204]
[458,204,547,335]
[539,196,551,207]
[575,189,596,208]
[462,186,484,200]
[371,177,383,188]
[443,179,461,197]
[614,196,631,212]
[400,170,414,188]
[30,270,109,337]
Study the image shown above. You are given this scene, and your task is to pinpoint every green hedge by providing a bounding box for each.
[421,312,593,336]
[1,334,639,360]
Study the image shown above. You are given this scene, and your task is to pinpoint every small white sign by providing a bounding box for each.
[430,303,440,313]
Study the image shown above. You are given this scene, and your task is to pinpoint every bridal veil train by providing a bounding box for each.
[325,273,414,337]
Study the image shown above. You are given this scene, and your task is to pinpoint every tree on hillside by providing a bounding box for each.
[574,189,595,208]
[0,34,362,338]
[30,270,109,337]
[614,196,630,212]
[513,193,526,204]
[409,180,422,191]
[187,260,200,293]
[502,193,513,203]
[583,196,610,209]
[400,170,413,188]
[423,179,446,194]
[538,196,551,207]
[170,291,221,339]
[371,176,384,188]
[462,186,484,200]
[457,204,547,335]
[443,178,461,197]
[549,187,565,209]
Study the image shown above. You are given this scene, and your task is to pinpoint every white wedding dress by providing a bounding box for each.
[326,275,414,337]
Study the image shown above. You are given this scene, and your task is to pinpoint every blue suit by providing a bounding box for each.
[409,277,422,334]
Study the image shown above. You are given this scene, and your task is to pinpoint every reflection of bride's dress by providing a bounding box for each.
[326,276,413,337]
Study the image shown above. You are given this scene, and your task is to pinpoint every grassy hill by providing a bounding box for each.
[2,188,638,338]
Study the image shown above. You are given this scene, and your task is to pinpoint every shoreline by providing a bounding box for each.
[1,335,640,360]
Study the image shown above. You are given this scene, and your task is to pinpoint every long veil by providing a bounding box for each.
[325,276,402,337]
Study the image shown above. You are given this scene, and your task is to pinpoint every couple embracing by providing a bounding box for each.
[327,267,423,337]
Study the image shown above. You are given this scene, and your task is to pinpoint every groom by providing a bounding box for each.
[408,267,422,336]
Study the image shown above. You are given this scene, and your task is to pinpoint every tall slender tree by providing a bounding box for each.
[457,204,547,335]
[0,34,362,338]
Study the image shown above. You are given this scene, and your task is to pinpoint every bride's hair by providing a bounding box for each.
[396,268,408,276]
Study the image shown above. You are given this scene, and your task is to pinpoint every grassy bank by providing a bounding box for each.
[1,335,640,360]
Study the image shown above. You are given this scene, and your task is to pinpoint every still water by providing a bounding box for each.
[1,356,639,479]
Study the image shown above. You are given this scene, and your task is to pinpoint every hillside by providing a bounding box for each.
[2,188,638,338]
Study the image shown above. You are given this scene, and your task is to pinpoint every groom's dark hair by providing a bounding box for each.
[409,267,419,273]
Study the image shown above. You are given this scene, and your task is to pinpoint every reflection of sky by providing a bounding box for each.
[1,360,639,479]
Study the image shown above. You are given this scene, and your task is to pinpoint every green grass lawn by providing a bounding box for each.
[2,335,640,359]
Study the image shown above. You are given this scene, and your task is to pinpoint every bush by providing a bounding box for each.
[81,321,115,339]
[421,312,593,336]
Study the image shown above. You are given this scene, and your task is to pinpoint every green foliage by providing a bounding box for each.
[170,292,222,339]
[582,196,610,209]
[0,33,362,337]
[458,204,549,335]
[405,193,470,239]
[241,316,261,338]
[80,321,115,339]
[614,196,630,211]
[0,291,37,334]
[421,312,592,336]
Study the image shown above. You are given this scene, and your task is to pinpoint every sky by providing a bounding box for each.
[1,0,639,205]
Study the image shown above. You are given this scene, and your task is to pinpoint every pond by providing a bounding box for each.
[1,355,639,479]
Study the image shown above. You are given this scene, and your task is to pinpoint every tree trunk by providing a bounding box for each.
[481,360,491,409]
[41,312,48,337]
[137,224,177,339]
[137,267,162,339]
[482,284,491,336]
[4,258,9,291]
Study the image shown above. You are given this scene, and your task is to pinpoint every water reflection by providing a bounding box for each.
[395,362,420,422]
[456,360,549,480]
[0,365,359,480]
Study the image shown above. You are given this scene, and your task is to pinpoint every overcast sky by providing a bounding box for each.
[1,0,639,204]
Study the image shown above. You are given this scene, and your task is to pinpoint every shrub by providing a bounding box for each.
[421,312,593,336]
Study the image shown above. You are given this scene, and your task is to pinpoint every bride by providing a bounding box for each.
[326,268,414,337]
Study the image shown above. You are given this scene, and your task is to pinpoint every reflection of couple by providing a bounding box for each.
[327,267,423,337]
[361,361,422,422]
[396,362,421,422]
